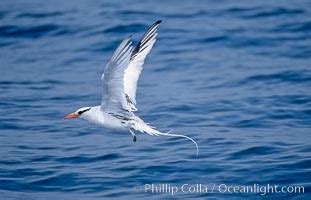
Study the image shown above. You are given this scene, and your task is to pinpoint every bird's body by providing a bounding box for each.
[80,106,128,130]
[80,106,140,132]
[64,20,199,156]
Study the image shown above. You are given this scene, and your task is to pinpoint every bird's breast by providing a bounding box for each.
[94,112,129,131]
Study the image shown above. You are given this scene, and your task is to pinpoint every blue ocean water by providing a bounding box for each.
[0,0,310,199]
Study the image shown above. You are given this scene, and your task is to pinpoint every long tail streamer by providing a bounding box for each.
[155,130,199,157]
[133,117,199,157]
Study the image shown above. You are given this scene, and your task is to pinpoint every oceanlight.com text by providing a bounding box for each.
[132,183,304,196]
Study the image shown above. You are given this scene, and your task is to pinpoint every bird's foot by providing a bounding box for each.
[129,128,137,142]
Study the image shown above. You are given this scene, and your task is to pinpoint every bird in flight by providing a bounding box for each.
[64,20,198,156]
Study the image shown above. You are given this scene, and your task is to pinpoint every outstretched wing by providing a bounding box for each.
[101,37,133,112]
[123,20,162,111]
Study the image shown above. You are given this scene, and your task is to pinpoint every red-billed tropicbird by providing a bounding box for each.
[64,20,199,156]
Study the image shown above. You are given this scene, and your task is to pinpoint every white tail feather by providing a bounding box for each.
[133,121,199,157]
[154,130,199,157]
[132,118,199,156]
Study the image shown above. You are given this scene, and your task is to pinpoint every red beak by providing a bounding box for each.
[64,113,79,119]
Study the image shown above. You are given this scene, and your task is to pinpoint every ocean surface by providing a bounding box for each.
[0,0,310,199]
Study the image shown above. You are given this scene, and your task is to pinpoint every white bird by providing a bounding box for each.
[64,20,199,156]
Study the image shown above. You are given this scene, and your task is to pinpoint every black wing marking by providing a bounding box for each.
[130,20,161,61]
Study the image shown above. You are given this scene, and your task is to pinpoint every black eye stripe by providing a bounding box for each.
[78,108,91,115]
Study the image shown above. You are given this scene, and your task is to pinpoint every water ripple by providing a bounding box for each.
[0,24,65,39]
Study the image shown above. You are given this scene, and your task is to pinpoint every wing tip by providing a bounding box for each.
[155,20,162,25]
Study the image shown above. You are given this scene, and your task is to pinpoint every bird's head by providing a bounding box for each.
[64,107,91,119]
